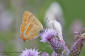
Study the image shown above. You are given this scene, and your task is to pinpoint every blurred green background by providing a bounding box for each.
[0,0,85,56]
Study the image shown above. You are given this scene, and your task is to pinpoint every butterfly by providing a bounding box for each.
[20,11,43,41]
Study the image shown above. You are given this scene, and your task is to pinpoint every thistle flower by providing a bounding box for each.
[48,37,64,55]
[69,33,85,56]
[20,48,40,56]
[40,29,57,42]
[40,28,65,55]
[40,52,49,56]
[69,39,83,56]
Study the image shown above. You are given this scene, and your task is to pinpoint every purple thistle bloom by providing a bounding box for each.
[40,29,57,42]
[20,48,40,56]
[70,33,85,56]
[48,37,64,54]
[40,29,65,55]
[70,39,83,56]
[40,52,49,56]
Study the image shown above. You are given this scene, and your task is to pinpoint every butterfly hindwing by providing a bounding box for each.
[20,11,43,40]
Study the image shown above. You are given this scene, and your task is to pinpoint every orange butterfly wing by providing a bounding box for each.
[20,11,43,41]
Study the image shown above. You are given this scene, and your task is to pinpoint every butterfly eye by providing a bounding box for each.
[40,29,45,34]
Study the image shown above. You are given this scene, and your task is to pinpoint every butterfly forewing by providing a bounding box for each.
[20,11,43,40]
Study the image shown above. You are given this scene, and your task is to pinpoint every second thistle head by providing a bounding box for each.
[69,30,85,56]
[20,48,40,56]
